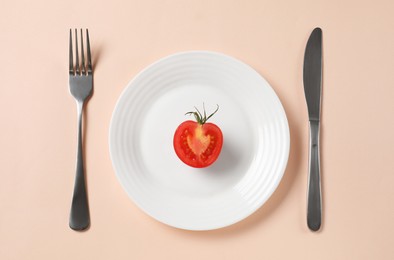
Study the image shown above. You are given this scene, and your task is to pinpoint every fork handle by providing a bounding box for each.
[307,120,321,231]
[70,101,90,231]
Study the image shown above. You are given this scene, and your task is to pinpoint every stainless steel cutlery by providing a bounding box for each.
[303,27,323,231]
[68,29,93,231]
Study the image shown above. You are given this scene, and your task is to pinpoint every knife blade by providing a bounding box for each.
[303,27,322,231]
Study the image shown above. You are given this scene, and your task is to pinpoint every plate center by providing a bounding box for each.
[139,83,256,198]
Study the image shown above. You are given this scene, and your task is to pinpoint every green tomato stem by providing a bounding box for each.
[185,104,219,125]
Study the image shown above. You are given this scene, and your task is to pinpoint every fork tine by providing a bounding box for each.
[80,29,86,74]
[69,29,74,75]
[75,29,80,75]
[86,29,92,74]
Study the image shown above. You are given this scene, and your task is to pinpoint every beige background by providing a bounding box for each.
[1,0,394,259]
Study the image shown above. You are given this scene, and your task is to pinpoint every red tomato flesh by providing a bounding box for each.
[173,120,223,168]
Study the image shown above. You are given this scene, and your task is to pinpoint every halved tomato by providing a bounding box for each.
[173,106,223,168]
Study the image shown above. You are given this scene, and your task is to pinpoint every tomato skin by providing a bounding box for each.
[173,120,223,168]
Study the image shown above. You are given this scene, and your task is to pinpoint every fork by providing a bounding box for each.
[69,29,92,231]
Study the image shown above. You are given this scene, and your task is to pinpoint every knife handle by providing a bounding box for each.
[307,120,322,231]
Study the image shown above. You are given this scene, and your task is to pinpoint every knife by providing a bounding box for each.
[303,27,322,231]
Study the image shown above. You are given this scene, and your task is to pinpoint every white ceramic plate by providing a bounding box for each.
[109,51,290,230]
